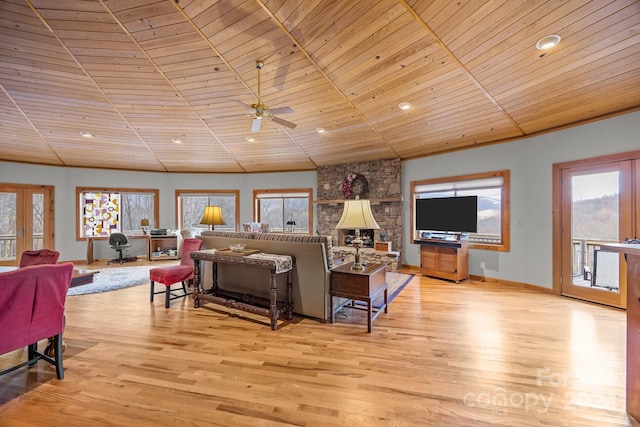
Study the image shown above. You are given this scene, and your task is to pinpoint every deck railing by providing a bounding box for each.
[0,234,44,261]
[572,238,618,275]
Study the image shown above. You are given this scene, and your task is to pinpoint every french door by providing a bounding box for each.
[555,154,640,308]
[0,184,55,266]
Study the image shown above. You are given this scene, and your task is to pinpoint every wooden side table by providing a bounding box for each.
[330,262,387,333]
[332,254,348,267]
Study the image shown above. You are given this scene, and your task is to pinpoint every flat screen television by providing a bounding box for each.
[415,196,478,233]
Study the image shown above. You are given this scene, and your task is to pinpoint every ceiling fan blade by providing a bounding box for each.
[251,117,262,132]
[269,106,294,115]
[271,115,297,129]
[232,99,252,110]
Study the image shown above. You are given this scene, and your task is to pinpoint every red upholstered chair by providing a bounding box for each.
[150,238,203,308]
[19,249,60,267]
[18,248,63,356]
[0,263,74,379]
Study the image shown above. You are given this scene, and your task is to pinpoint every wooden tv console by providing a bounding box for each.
[415,238,469,283]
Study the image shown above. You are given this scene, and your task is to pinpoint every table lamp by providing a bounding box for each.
[335,196,380,270]
[140,218,150,235]
[200,206,226,230]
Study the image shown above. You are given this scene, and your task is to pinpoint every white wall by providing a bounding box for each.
[403,111,640,289]
[2,111,639,287]
[0,163,316,261]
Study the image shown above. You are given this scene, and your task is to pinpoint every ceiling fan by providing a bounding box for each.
[234,60,297,133]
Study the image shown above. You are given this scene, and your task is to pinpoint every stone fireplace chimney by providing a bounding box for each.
[316,158,402,256]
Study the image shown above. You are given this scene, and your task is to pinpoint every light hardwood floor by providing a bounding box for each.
[0,261,637,426]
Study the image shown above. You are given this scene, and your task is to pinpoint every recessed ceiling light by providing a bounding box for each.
[245,136,255,142]
[536,34,561,50]
[79,131,94,138]
[171,137,182,144]
[315,127,326,133]
[399,101,412,110]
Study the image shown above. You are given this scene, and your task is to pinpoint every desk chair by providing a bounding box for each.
[107,233,137,265]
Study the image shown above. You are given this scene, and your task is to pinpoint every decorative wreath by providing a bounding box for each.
[341,172,369,199]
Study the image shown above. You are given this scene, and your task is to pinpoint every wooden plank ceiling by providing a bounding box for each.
[1,0,638,173]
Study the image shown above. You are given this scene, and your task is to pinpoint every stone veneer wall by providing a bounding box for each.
[316,158,403,256]
[332,246,400,271]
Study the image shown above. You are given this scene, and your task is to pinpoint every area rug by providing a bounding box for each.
[67,265,153,296]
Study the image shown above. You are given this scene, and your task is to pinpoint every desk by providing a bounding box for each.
[600,243,640,421]
[86,235,150,264]
[330,262,387,333]
[191,249,294,331]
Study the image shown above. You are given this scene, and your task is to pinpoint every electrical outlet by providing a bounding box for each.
[480,262,486,269]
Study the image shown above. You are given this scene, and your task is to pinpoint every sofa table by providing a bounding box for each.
[330,262,387,333]
[191,249,294,331]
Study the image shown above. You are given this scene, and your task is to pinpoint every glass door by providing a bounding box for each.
[559,161,632,308]
[0,184,54,266]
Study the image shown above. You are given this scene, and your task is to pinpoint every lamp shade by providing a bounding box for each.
[335,198,380,230]
[140,218,150,227]
[200,206,226,226]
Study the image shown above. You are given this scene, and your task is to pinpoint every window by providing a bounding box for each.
[254,189,312,234]
[411,171,510,251]
[176,190,239,232]
[77,187,158,239]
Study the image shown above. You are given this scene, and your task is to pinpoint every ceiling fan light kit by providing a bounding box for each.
[234,60,297,133]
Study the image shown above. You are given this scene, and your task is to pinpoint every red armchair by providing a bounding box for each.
[0,263,74,379]
[18,248,62,356]
[150,238,203,308]
[19,249,60,267]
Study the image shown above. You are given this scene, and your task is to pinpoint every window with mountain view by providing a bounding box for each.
[411,171,510,251]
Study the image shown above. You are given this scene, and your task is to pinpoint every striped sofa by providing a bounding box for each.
[197,231,334,321]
